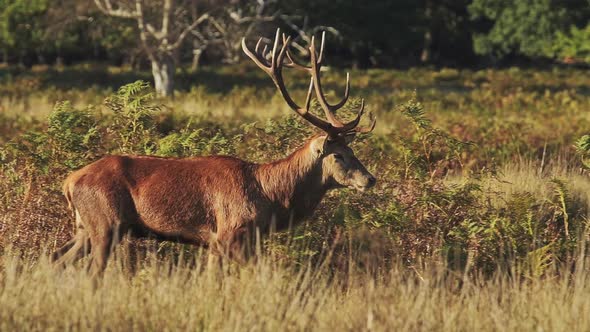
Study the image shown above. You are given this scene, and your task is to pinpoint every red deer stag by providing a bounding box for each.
[51,29,376,276]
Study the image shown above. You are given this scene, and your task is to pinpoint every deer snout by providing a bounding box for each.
[350,171,376,192]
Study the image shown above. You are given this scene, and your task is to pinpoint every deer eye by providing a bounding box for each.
[333,153,343,160]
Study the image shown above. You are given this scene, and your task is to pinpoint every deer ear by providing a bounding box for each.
[310,136,328,157]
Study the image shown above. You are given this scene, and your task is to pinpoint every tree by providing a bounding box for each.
[182,0,278,68]
[468,0,589,60]
[203,0,279,64]
[553,23,590,64]
[419,0,473,65]
[279,0,441,68]
[94,0,214,96]
[279,13,340,59]
[0,0,48,65]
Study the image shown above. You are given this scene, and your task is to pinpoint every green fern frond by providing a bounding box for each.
[574,135,590,153]
[524,243,554,279]
[574,135,590,169]
[398,96,432,131]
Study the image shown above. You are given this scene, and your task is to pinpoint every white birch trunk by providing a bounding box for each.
[151,55,175,97]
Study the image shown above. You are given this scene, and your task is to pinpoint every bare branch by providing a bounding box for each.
[279,14,340,57]
[143,23,162,39]
[93,0,138,18]
[134,0,155,61]
[162,0,172,43]
[167,13,211,51]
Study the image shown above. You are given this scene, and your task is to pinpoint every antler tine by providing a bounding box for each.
[242,37,270,72]
[309,36,351,127]
[354,112,377,133]
[262,44,269,60]
[304,77,314,111]
[254,37,263,54]
[317,31,326,65]
[337,99,365,132]
[335,72,351,109]
[270,28,281,68]
[277,35,291,67]
[281,33,313,72]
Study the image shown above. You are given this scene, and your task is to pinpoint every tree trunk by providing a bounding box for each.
[420,30,432,63]
[151,55,175,97]
[37,51,46,65]
[56,46,63,67]
[420,0,433,63]
[352,43,371,69]
[191,48,203,71]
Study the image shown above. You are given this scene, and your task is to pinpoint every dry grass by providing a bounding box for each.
[446,158,590,211]
[1,247,590,331]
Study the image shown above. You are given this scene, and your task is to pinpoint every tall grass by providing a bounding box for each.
[1,246,590,331]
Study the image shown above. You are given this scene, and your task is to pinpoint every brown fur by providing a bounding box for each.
[51,135,375,276]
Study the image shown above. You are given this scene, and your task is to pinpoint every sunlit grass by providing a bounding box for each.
[445,158,590,211]
[1,247,590,331]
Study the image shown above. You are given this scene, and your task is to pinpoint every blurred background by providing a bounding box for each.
[0,0,588,96]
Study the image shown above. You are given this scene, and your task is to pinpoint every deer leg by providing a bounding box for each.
[228,237,247,265]
[88,222,128,278]
[52,231,91,267]
[52,208,88,264]
[51,238,77,262]
[88,229,113,278]
[216,227,251,264]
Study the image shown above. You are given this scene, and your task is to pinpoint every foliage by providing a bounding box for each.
[553,23,590,64]
[0,0,48,59]
[468,0,589,60]
[157,127,236,157]
[46,101,101,169]
[1,1,589,67]
[106,80,159,154]
[575,134,590,169]
[0,101,99,173]
[469,0,562,58]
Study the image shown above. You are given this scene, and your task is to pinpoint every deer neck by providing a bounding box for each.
[255,137,330,222]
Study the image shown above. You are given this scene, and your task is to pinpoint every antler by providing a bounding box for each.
[241,30,333,132]
[242,28,376,137]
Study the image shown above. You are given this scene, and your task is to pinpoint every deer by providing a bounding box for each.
[51,29,377,276]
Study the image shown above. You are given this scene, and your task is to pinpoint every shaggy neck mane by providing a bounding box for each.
[255,137,329,222]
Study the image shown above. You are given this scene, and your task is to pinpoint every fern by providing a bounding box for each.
[396,93,473,179]
[574,135,590,169]
[399,94,432,131]
[47,101,100,169]
[524,243,553,279]
[106,81,159,154]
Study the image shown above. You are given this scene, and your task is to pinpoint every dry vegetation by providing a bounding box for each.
[1,64,590,330]
[2,250,590,331]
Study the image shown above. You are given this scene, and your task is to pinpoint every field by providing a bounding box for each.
[1,64,590,330]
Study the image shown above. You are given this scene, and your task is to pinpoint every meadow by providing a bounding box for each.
[1,63,590,330]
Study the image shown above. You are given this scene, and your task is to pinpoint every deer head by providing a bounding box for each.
[242,29,377,192]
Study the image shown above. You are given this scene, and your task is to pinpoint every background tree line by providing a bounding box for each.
[1,0,588,95]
